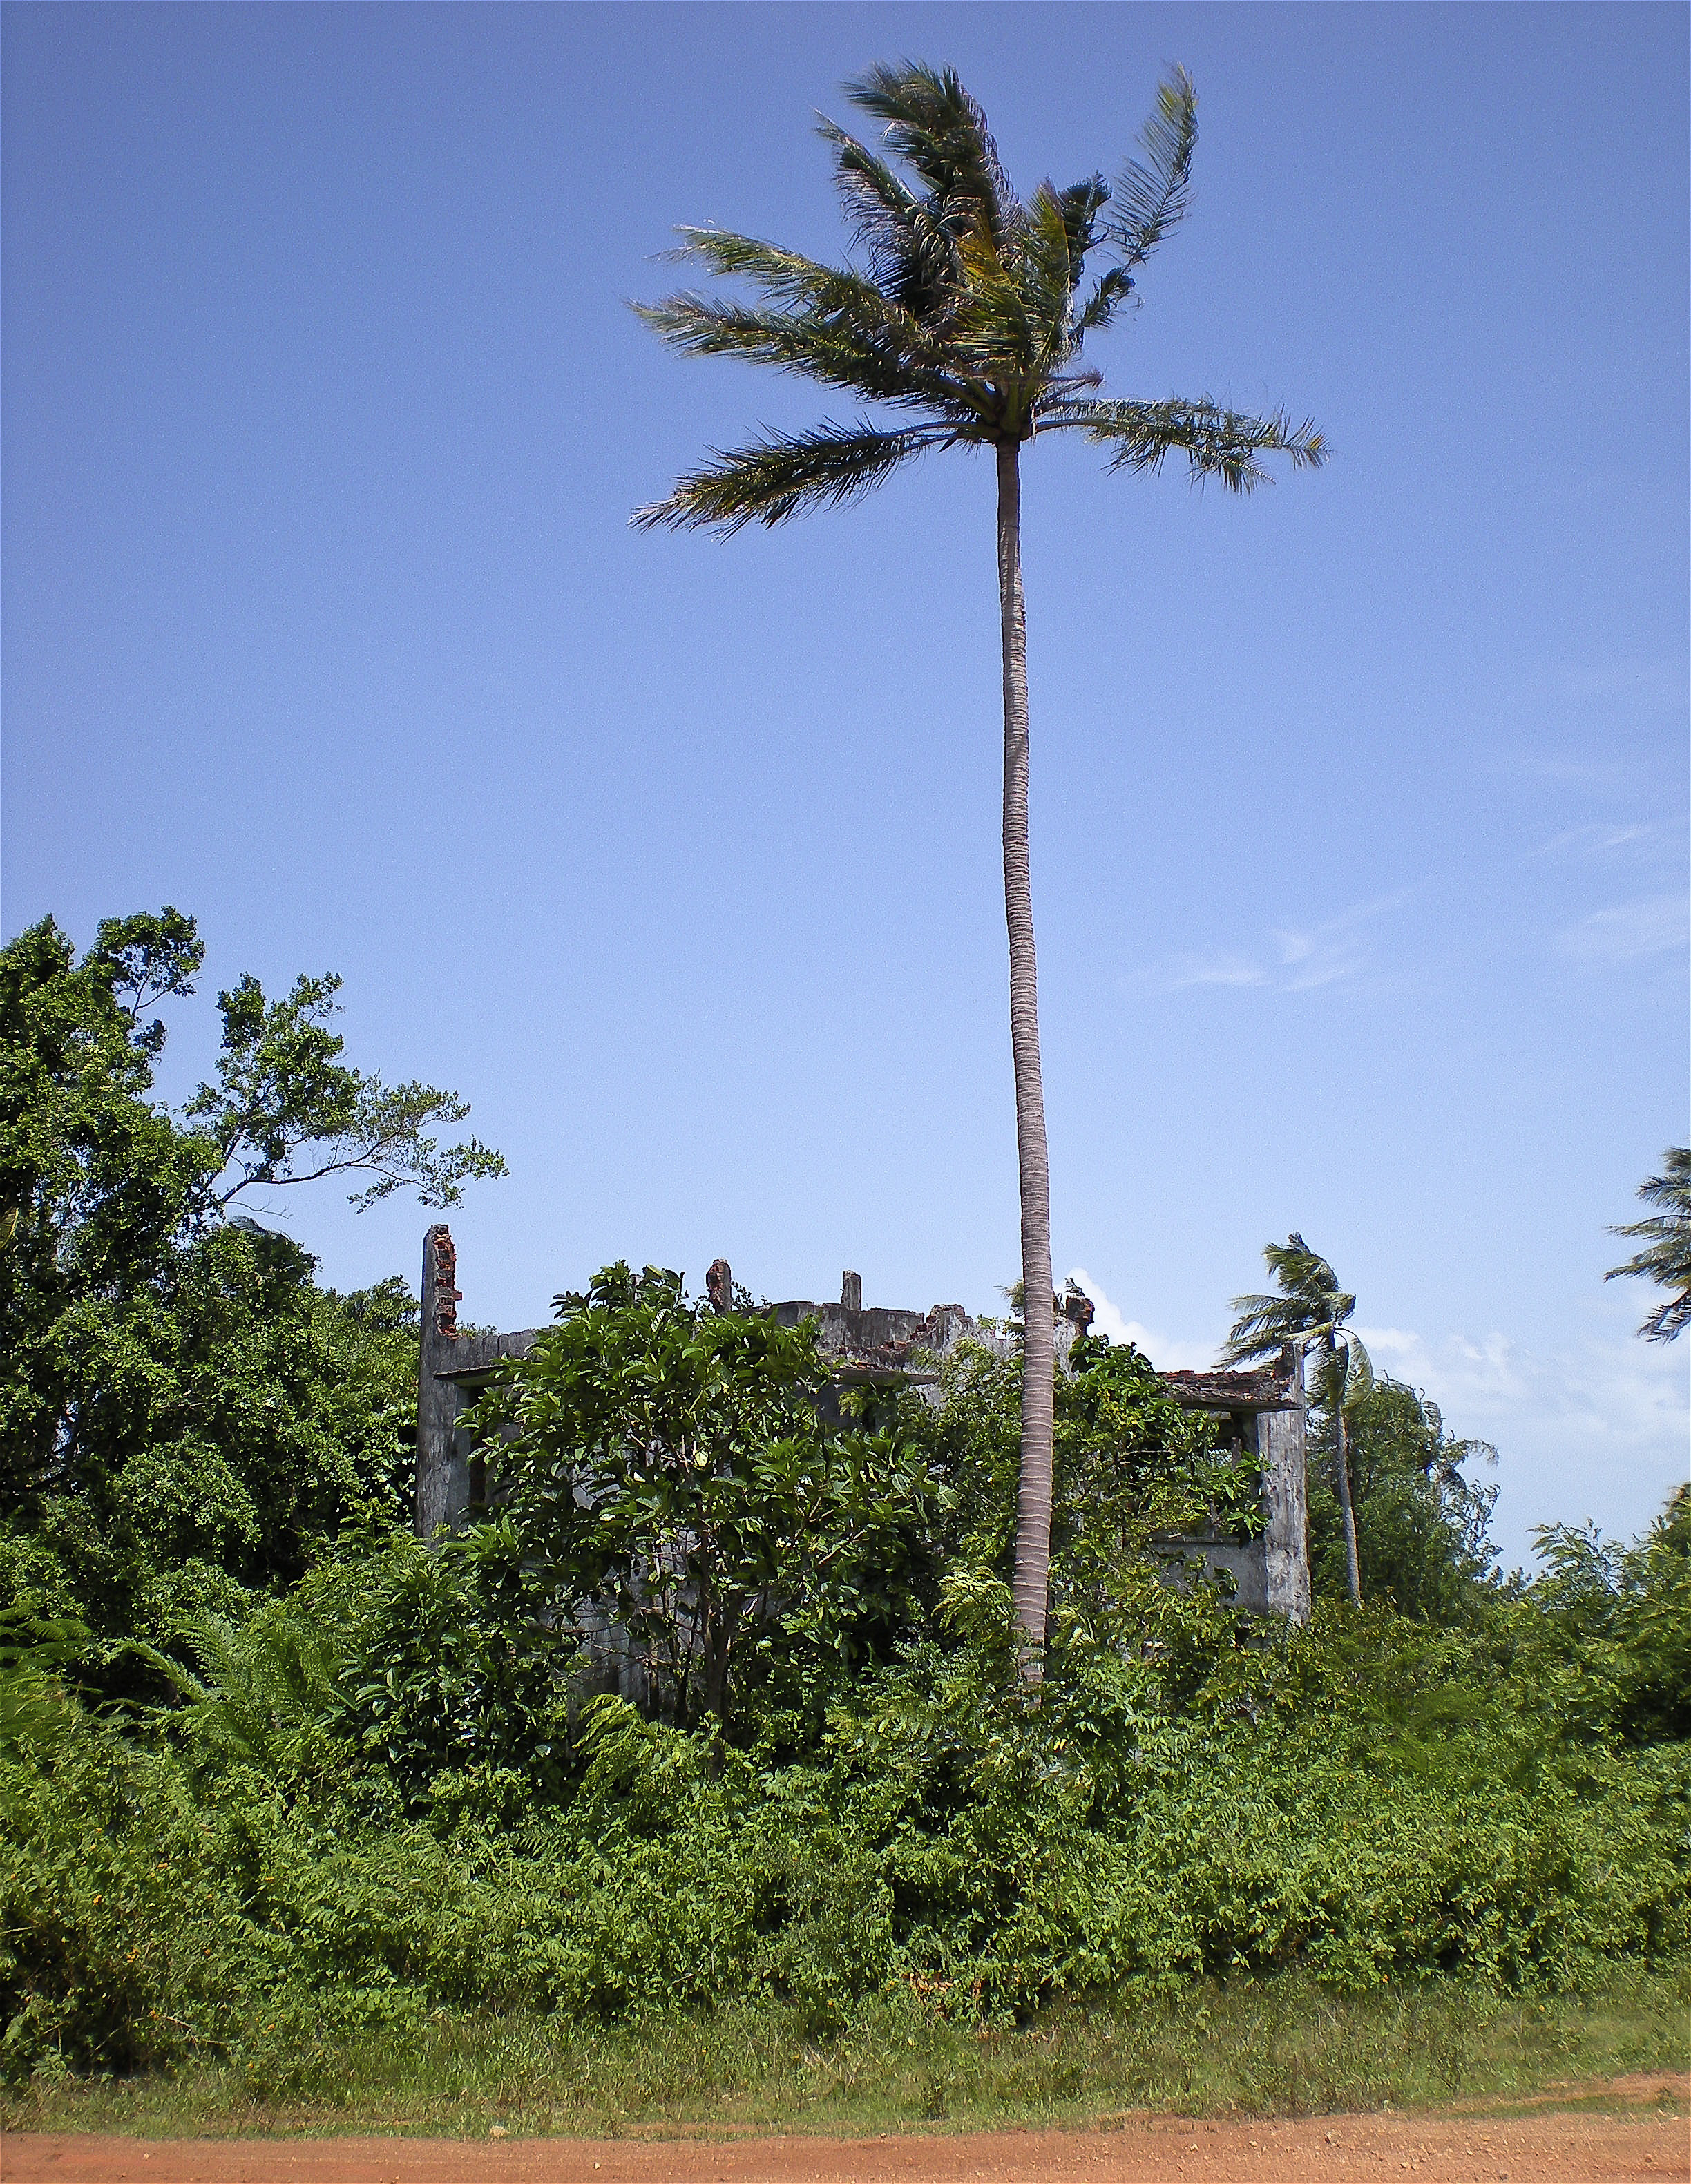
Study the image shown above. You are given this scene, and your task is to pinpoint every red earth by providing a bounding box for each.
[8,2078,1688,2184]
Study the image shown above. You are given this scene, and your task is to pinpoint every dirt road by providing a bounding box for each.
[8,2082,1688,2184]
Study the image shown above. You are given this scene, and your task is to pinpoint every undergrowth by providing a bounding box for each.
[4,1970,1685,2137]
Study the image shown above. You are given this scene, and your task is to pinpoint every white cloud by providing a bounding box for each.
[1129,952,1265,995]
[1355,1317,1688,1562]
[1271,921,1370,991]
[1065,1269,1216,1372]
[1556,893,1686,965]
[1129,892,1410,997]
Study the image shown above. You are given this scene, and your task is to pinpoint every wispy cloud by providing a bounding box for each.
[1129,892,1410,997]
[1529,821,1655,861]
[1272,917,1370,991]
[1556,892,1686,966]
[1129,951,1265,994]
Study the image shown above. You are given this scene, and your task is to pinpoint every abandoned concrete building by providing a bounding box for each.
[414,1223,1310,1625]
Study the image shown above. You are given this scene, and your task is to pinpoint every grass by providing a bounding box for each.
[5,1969,1688,2140]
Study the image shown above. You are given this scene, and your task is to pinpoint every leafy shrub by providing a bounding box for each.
[1524,1487,1691,1743]
[4,1532,1687,2079]
[475,1264,950,1730]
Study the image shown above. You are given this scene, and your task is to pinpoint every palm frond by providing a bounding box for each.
[1072,265,1136,340]
[1017,182,1102,372]
[1223,1232,1357,1368]
[665,229,892,315]
[1308,1330,1374,1418]
[1051,174,1111,267]
[1265,1232,1344,1305]
[632,419,948,534]
[1041,395,1327,491]
[846,61,1016,257]
[1221,1291,1311,1366]
[633,292,975,415]
[817,119,959,322]
[662,229,960,373]
[1109,68,1198,271]
[1606,1145,1691,1341]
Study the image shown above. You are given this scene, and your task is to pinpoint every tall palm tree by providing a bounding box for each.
[1225,1236,1371,1607]
[1606,1147,1691,1342]
[633,64,1325,1658]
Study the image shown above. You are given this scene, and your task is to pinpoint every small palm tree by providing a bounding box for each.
[1225,1236,1371,1606]
[1606,1147,1691,1342]
[634,64,1324,1658]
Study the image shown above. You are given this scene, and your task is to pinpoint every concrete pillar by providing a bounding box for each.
[416,1223,464,1538]
[1255,1348,1310,1623]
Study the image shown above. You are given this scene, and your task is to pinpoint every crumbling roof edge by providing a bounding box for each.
[1158,1367,1301,1413]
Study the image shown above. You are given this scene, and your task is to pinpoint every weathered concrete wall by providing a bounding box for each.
[414,1223,536,1540]
[1154,1352,1309,1623]
[414,1234,1310,1624]
[1257,1396,1311,1623]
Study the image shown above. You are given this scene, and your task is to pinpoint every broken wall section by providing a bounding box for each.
[414,1231,1308,1622]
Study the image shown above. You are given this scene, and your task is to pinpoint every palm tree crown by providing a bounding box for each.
[633,64,1324,532]
[1225,1236,1369,1385]
[1606,1147,1691,1343]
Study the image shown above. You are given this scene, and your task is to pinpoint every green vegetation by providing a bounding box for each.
[1,909,1687,2124]
[473,1263,946,1732]
[1607,1146,1691,1342]
[0,912,497,1654]
[6,1971,1685,2137]
[1306,1377,1500,1623]
[634,63,1324,1654]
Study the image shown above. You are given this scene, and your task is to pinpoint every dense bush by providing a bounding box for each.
[478,1265,950,1731]
[3,1495,1688,2077]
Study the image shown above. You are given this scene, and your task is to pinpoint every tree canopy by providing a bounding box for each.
[0,912,503,1645]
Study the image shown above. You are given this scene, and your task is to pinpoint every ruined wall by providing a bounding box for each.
[414,1231,1309,1622]
[1154,1359,1310,1623]
[414,1223,537,1538]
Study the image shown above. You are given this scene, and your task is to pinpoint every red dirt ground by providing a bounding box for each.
[8,2080,1688,2184]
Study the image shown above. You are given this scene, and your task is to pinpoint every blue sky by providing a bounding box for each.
[4,3,1686,1560]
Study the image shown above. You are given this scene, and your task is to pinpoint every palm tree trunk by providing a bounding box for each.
[1332,1381,1362,1607]
[996,438,1055,1664]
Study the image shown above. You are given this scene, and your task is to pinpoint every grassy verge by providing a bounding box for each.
[6,1970,1687,2141]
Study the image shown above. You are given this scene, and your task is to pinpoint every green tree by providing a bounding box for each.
[475,1264,945,1736]
[1311,1378,1498,1621]
[1224,1236,1371,1606]
[187,970,505,1214]
[633,64,1324,1660]
[919,1333,1259,1632]
[1605,1147,1691,1342]
[0,912,502,1638]
[1530,1486,1691,1744]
